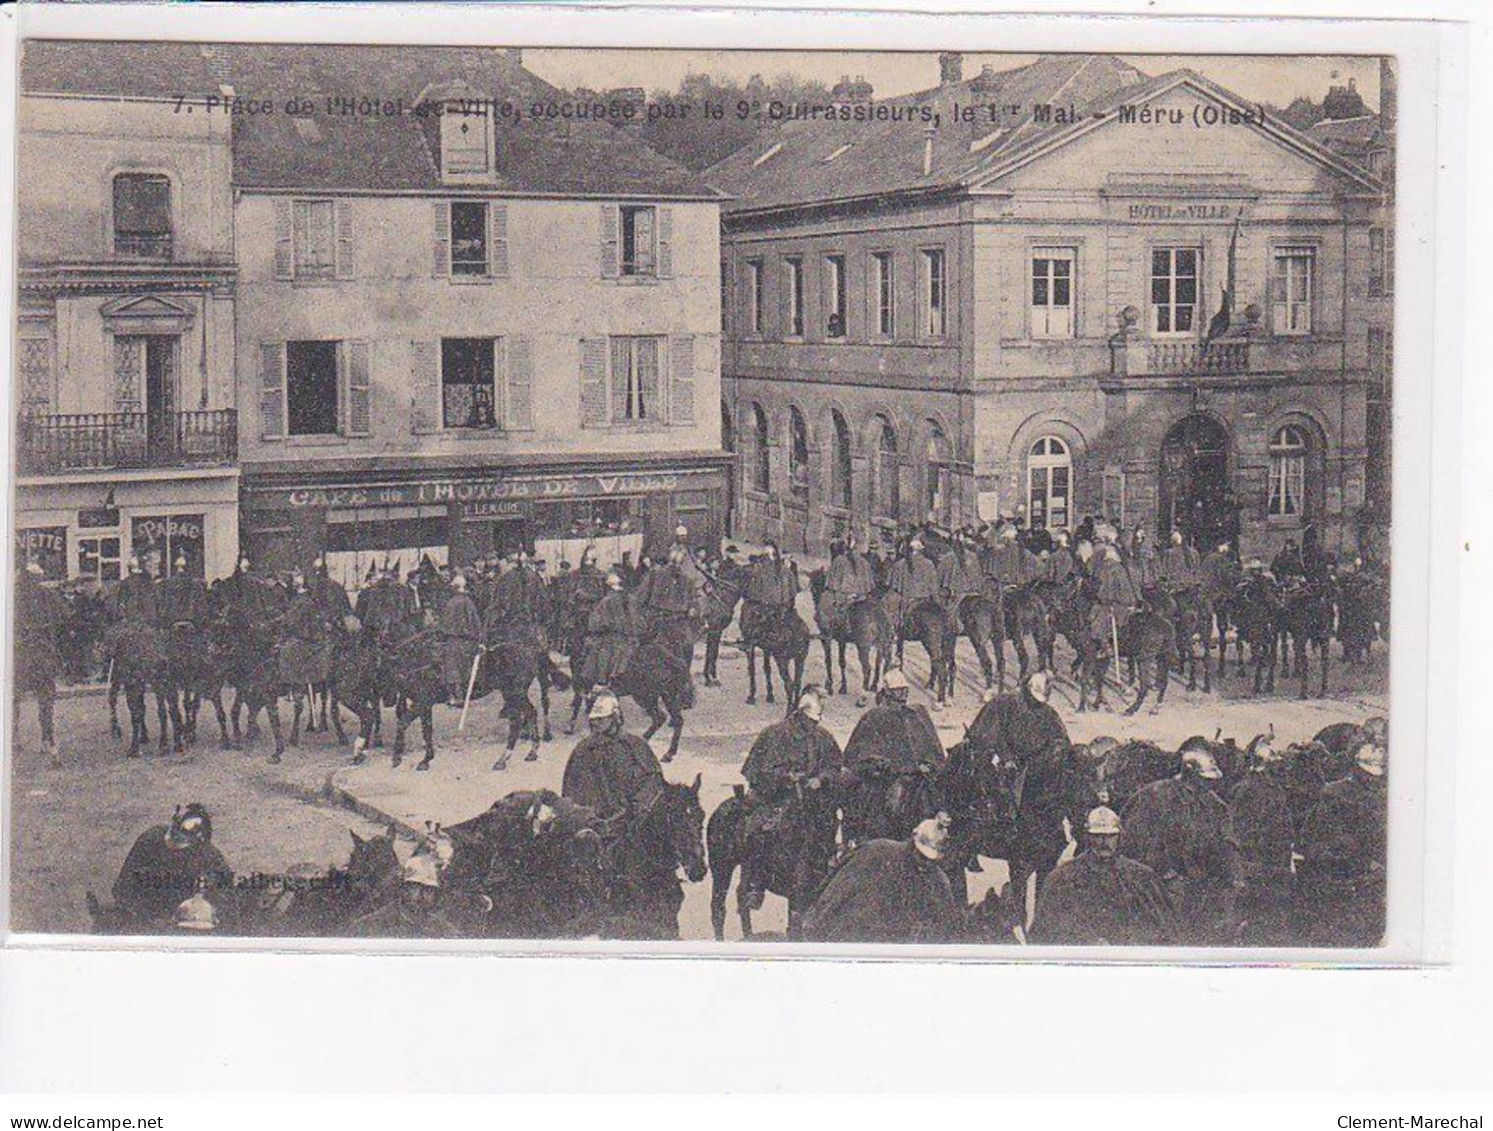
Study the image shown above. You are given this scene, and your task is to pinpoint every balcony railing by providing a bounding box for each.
[17,410,237,475]
[114,232,174,259]
[1147,340,1251,375]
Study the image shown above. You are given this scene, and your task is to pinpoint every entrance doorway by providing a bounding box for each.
[1159,414,1231,548]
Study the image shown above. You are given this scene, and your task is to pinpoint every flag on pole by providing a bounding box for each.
[1205,208,1245,342]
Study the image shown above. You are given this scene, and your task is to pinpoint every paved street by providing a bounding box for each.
[8,618,1388,940]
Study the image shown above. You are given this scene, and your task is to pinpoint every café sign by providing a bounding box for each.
[251,468,716,511]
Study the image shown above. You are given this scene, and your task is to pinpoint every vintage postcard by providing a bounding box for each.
[6,36,1405,954]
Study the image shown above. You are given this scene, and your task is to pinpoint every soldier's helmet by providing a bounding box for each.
[588,692,621,720]
[168,803,213,848]
[881,667,909,692]
[174,890,218,932]
[1085,806,1122,837]
[1355,741,1387,778]
[605,572,624,590]
[1179,737,1224,781]
[401,854,441,889]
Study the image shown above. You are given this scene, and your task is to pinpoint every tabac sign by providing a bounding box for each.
[246,468,720,511]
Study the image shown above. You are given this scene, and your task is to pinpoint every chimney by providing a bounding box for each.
[939,52,963,86]
[1379,56,1396,131]
[830,74,874,105]
[970,63,1001,95]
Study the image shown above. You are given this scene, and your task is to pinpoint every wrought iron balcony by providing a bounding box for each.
[16,409,237,475]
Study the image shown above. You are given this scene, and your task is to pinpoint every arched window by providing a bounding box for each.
[830,410,853,509]
[1027,435,1072,531]
[1268,425,1308,518]
[788,407,810,501]
[872,415,899,521]
[749,403,771,493]
[926,423,951,525]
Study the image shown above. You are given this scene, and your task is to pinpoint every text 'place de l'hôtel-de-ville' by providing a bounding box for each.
[13,44,1393,587]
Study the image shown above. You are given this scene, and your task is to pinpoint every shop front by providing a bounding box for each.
[239,457,730,593]
[14,470,240,587]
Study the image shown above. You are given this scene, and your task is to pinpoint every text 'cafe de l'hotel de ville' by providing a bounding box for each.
[13,43,1392,587]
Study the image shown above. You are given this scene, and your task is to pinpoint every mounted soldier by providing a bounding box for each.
[885,534,938,640]
[1271,538,1307,584]
[578,571,645,690]
[637,541,700,666]
[485,552,549,648]
[936,529,985,631]
[308,555,352,620]
[354,562,411,639]
[349,853,463,939]
[983,523,1038,591]
[740,541,798,643]
[1090,543,1140,651]
[113,555,160,626]
[1228,735,1296,945]
[821,535,875,636]
[1159,530,1200,591]
[110,803,231,931]
[158,555,209,630]
[1296,739,1387,946]
[1128,527,1159,591]
[1030,806,1175,946]
[841,668,947,845]
[561,693,664,822]
[439,572,483,707]
[1046,530,1077,583]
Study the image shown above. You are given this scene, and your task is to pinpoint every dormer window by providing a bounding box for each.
[113,173,172,258]
[441,103,492,178]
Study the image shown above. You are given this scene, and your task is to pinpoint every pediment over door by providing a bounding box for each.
[100,293,196,336]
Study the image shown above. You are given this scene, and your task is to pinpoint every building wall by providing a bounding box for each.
[235,193,722,466]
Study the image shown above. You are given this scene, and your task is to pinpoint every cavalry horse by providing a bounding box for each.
[596,775,708,939]
[740,602,811,708]
[1076,608,1179,716]
[807,570,892,704]
[108,620,185,758]
[897,598,957,709]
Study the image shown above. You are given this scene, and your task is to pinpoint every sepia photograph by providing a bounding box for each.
[7,35,1401,953]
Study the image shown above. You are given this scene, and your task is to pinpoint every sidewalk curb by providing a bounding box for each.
[321,769,424,840]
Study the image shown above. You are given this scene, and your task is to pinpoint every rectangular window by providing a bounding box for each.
[610,336,662,422]
[746,260,764,334]
[1031,247,1075,338]
[1369,227,1388,297]
[873,251,895,337]
[1273,247,1315,335]
[17,526,68,581]
[785,257,804,337]
[922,248,947,337]
[450,201,489,276]
[131,514,205,579]
[293,199,336,279]
[1269,452,1306,517]
[825,254,847,338]
[441,338,498,429]
[77,534,123,585]
[442,106,491,176]
[285,340,340,436]
[113,174,172,258]
[620,206,657,277]
[1150,247,1199,335]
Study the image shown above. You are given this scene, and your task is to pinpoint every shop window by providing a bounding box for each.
[286,340,340,436]
[77,534,123,585]
[1151,247,1199,335]
[131,514,205,578]
[610,336,661,422]
[113,173,172,258]
[1031,248,1075,338]
[830,410,853,509]
[921,248,946,337]
[450,202,489,276]
[825,254,847,338]
[1268,426,1308,519]
[17,526,68,581]
[293,199,336,279]
[750,403,771,493]
[620,206,657,277]
[872,251,895,337]
[1272,247,1315,335]
[1027,435,1072,531]
[442,337,498,430]
[789,407,810,501]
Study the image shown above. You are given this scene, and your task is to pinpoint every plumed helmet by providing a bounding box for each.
[797,685,824,720]
[1180,738,1223,780]
[174,554,187,569]
[1026,670,1050,703]
[588,692,621,720]
[881,667,909,692]
[401,853,441,889]
[1246,734,1280,764]
[1085,806,1122,837]
[174,890,218,931]
[606,572,624,590]
[128,556,142,574]
[912,813,951,860]
[451,573,467,591]
[675,524,689,539]
[1171,530,1184,544]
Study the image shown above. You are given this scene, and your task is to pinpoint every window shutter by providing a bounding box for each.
[411,340,440,433]
[610,338,631,422]
[600,204,619,278]
[345,340,371,437]
[657,207,674,279]
[113,336,143,413]
[668,335,695,425]
[431,202,450,278]
[273,200,294,279]
[334,200,355,279]
[504,335,534,430]
[580,338,609,427]
[490,202,509,278]
[259,342,285,440]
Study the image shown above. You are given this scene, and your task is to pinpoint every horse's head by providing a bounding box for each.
[346,826,400,895]
[660,774,707,883]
